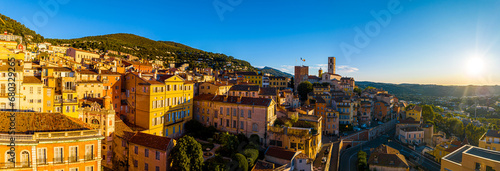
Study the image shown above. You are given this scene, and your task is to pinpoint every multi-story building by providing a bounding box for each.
[268,76,288,90]
[373,101,391,121]
[198,82,232,95]
[367,144,409,171]
[127,132,175,171]
[294,66,308,91]
[228,85,260,98]
[325,107,339,135]
[0,112,104,171]
[337,98,356,125]
[479,129,500,151]
[328,57,336,74]
[41,67,79,117]
[430,140,466,163]
[238,71,262,86]
[268,113,322,159]
[66,48,100,63]
[0,64,23,111]
[20,76,43,112]
[358,96,372,125]
[124,73,194,138]
[441,145,500,171]
[194,94,276,143]
[78,96,116,168]
[398,127,424,145]
[100,70,122,113]
[406,105,422,123]
[111,119,134,171]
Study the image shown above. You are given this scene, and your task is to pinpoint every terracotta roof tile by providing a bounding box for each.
[127,132,173,151]
[0,112,89,133]
[23,76,42,84]
[265,146,297,161]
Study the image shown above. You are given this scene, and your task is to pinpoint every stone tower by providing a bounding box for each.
[328,57,336,74]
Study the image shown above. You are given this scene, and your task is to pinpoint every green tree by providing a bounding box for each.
[243,149,259,168]
[203,154,227,171]
[357,151,368,171]
[353,87,362,96]
[234,153,248,171]
[297,81,313,101]
[170,136,204,171]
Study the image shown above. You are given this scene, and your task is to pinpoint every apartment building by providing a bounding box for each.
[0,112,103,171]
[198,81,232,95]
[479,129,500,151]
[20,76,43,112]
[268,76,288,90]
[194,94,276,143]
[124,73,194,138]
[0,64,23,110]
[66,48,100,63]
[127,132,175,171]
[442,145,500,171]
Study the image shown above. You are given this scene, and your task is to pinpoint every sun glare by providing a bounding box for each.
[466,57,484,76]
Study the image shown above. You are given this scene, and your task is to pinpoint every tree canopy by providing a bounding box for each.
[170,136,204,171]
[297,81,313,101]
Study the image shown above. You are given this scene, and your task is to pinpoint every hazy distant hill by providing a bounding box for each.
[357,81,500,98]
[257,66,293,78]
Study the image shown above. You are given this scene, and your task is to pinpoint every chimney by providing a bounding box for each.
[154,70,158,80]
[223,95,228,102]
[98,69,102,74]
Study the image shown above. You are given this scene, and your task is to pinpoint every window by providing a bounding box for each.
[156,166,160,171]
[156,151,160,160]
[20,151,29,167]
[134,146,138,154]
[70,168,79,171]
[70,146,78,162]
[252,123,258,132]
[240,121,244,130]
[54,147,64,163]
[240,109,244,117]
[85,144,94,160]
[145,149,149,157]
[248,110,252,118]
[85,166,94,171]
[476,163,481,170]
[145,163,149,171]
[37,148,47,164]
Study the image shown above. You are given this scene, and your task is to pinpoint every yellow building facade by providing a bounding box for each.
[478,129,500,151]
[406,105,422,122]
[442,145,500,171]
[124,73,194,138]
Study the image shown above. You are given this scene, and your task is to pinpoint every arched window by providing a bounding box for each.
[5,151,13,167]
[21,151,30,167]
[91,119,99,124]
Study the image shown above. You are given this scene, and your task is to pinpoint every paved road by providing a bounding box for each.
[338,129,441,171]
[387,141,440,171]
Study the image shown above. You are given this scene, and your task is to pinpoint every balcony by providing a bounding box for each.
[85,155,95,161]
[68,156,79,163]
[37,159,47,165]
[53,157,64,164]
[0,162,31,169]
[63,99,77,103]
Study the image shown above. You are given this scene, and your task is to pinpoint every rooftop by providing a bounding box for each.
[127,132,173,151]
[0,112,90,133]
[265,146,297,161]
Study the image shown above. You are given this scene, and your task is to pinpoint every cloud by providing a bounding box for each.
[278,65,295,73]
[336,65,359,73]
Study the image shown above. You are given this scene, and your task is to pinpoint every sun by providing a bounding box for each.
[466,57,485,76]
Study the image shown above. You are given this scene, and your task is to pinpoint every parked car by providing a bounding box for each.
[322,157,327,163]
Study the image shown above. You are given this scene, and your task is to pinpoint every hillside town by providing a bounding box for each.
[1,29,500,171]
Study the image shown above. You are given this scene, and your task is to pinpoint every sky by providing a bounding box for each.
[1,0,499,85]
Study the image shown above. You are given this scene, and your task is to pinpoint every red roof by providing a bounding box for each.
[127,132,173,151]
[265,147,297,161]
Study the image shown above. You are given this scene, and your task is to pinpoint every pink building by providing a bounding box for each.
[194,94,277,143]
